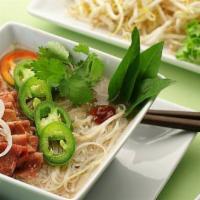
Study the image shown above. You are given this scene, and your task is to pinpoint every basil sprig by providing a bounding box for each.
[108,27,174,117]
[108,28,140,102]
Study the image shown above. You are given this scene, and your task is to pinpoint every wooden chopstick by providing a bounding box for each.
[147,110,200,120]
[142,110,200,132]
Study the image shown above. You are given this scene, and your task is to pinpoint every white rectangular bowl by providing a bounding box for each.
[27,0,200,74]
[0,22,153,200]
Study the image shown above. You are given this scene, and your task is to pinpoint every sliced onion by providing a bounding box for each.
[0,99,5,119]
[0,119,12,157]
[0,128,6,136]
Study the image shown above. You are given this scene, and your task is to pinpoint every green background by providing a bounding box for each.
[1,1,200,200]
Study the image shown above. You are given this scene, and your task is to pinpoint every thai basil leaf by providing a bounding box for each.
[125,78,174,116]
[140,42,164,79]
[108,28,140,101]
[130,42,164,101]
[119,54,140,103]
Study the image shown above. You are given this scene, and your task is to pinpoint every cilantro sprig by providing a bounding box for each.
[59,75,93,105]
[30,41,104,105]
[39,41,69,62]
[32,58,66,87]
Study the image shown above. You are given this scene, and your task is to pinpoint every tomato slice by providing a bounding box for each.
[0,49,37,85]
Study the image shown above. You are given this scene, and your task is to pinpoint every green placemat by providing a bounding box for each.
[1,1,200,200]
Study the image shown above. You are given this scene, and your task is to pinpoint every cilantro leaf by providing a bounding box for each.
[31,58,66,87]
[39,41,69,62]
[75,53,104,84]
[59,48,104,104]
[86,54,104,83]
[74,43,89,55]
[59,75,93,105]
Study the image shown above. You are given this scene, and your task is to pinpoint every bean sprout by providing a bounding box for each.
[69,0,200,52]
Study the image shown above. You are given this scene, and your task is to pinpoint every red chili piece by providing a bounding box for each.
[90,105,116,124]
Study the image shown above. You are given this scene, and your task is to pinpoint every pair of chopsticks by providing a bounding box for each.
[142,110,200,132]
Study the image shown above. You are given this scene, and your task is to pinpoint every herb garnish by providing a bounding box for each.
[125,78,173,116]
[29,32,172,113]
[176,20,200,64]
[108,28,140,102]
[30,41,104,105]
[32,58,66,88]
[59,75,93,105]
[108,27,173,117]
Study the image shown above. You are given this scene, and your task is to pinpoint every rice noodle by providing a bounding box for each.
[25,78,128,198]
[69,0,200,52]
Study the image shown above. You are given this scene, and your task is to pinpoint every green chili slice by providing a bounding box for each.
[40,121,75,166]
[19,77,52,120]
[35,101,71,135]
[14,59,35,88]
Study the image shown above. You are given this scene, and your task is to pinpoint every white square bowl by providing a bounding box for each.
[0,22,153,200]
